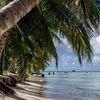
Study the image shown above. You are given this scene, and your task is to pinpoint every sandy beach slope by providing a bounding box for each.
[4,75,53,100]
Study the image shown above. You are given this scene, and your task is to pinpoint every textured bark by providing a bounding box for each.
[0,51,3,75]
[0,33,8,59]
[0,0,37,57]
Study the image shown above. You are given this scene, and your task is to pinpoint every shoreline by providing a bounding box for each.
[3,72,100,100]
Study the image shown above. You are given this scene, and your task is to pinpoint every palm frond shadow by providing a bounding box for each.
[26,79,47,85]
[7,94,26,100]
[0,81,15,95]
[15,85,46,98]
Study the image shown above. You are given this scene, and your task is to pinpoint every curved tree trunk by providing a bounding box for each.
[0,0,37,57]
[0,51,3,75]
[0,0,38,94]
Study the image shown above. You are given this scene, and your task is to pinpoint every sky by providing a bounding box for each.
[46,26,100,71]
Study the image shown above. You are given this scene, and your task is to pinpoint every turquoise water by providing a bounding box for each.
[39,72,100,100]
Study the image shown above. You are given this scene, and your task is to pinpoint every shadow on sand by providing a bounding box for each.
[5,77,49,100]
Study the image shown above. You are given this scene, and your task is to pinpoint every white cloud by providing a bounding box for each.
[90,35,100,54]
[57,35,100,68]
[57,54,79,68]
[96,36,100,45]
[47,33,100,71]
[93,55,100,64]
[90,35,100,65]
[52,37,99,68]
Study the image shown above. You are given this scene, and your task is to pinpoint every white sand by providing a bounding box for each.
[4,76,54,100]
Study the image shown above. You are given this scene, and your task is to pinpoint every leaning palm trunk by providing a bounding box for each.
[0,0,38,95]
[0,0,37,58]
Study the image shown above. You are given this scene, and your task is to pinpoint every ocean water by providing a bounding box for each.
[38,72,100,100]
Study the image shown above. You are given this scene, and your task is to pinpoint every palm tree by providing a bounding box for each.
[4,24,57,81]
[0,0,99,81]
[0,0,99,95]
[0,0,38,58]
[0,0,99,62]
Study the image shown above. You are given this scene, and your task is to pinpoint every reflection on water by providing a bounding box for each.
[39,72,100,100]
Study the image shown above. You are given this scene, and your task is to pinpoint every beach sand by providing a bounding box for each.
[4,75,52,100]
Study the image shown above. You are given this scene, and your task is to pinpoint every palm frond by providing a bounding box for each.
[41,0,94,64]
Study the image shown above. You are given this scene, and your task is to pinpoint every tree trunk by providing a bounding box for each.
[0,32,8,59]
[0,0,37,57]
[0,52,3,75]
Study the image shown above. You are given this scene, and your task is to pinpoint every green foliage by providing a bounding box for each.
[0,0,6,6]
[1,0,99,81]
[3,7,59,81]
[41,0,98,64]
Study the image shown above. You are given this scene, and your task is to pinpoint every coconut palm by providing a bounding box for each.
[0,0,99,95]
[4,23,58,81]
[0,0,99,62]
[1,0,99,81]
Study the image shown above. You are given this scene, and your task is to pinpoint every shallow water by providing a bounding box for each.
[38,72,100,100]
[5,72,100,100]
